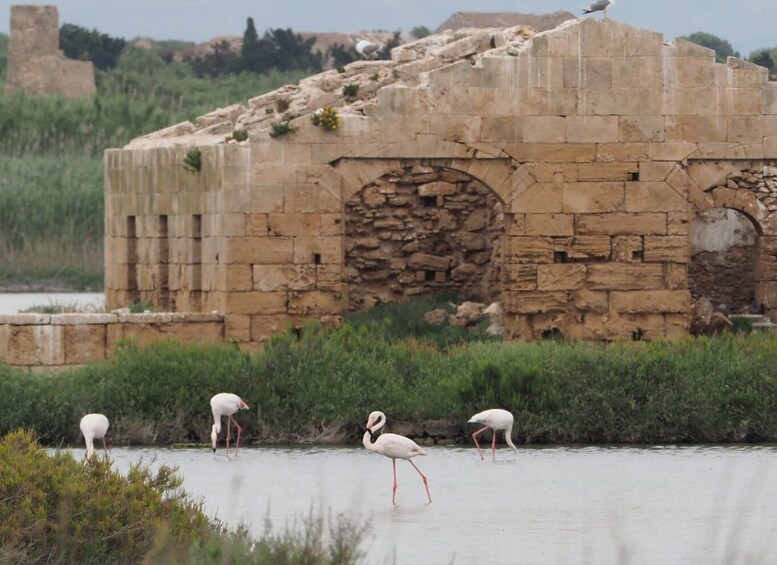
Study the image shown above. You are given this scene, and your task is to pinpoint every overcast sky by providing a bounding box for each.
[0,0,775,56]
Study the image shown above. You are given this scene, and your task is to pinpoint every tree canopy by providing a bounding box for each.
[59,23,126,70]
[679,31,739,63]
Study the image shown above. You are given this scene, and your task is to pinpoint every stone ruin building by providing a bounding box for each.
[2,17,777,370]
[5,5,96,98]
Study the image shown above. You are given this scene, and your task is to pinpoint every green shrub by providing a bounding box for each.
[342,83,359,98]
[232,128,249,142]
[183,148,202,172]
[270,121,296,138]
[0,429,368,564]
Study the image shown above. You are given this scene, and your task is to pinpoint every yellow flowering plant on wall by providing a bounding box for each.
[311,106,342,132]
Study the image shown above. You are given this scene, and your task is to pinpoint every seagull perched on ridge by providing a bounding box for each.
[355,39,382,60]
[582,0,614,19]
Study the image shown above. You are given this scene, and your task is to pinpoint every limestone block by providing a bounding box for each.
[64,325,107,364]
[625,182,691,213]
[728,116,763,143]
[580,88,664,117]
[506,143,597,163]
[710,188,768,223]
[671,57,717,88]
[223,264,253,291]
[644,236,689,263]
[612,57,663,88]
[583,312,666,341]
[418,182,457,197]
[0,324,8,359]
[166,322,224,344]
[565,116,618,143]
[554,236,612,261]
[671,39,715,59]
[293,236,342,265]
[563,57,612,89]
[525,214,574,236]
[253,264,316,292]
[225,314,251,342]
[315,264,344,291]
[507,214,526,236]
[246,214,269,236]
[619,116,665,142]
[243,184,284,214]
[504,265,538,290]
[610,290,690,314]
[767,137,777,160]
[728,88,763,116]
[504,237,554,264]
[664,263,688,290]
[570,289,609,313]
[223,237,293,264]
[288,291,344,315]
[612,236,643,262]
[503,291,570,314]
[639,162,675,182]
[651,142,698,161]
[225,291,287,315]
[268,213,321,236]
[523,116,565,143]
[8,325,65,365]
[481,116,521,143]
[586,263,665,290]
[408,253,451,271]
[537,264,587,290]
[508,183,562,214]
[562,182,625,213]
[320,214,344,236]
[286,184,340,214]
[665,116,727,142]
[665,314,690,339]
[430,115,482,143]
[596,143,651,163]
[667,212,692,236]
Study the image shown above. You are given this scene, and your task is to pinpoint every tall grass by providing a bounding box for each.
[0,43,310,287]
[2,326,777,446]
[0,156,103,289]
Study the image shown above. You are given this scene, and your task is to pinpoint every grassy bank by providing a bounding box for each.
[1,323,775,446]
[0,429,366,563]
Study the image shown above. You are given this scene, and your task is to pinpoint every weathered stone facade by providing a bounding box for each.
[5,5,96,98]
[99,19,777,343]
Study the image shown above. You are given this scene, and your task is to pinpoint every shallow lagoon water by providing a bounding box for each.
[67,444,777,565]
[0,292,104,314]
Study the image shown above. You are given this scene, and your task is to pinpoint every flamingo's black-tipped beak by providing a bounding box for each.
[212,448,216,453]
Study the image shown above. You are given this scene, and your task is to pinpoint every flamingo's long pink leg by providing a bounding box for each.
[491,429,497,462]
[392,459,399,505]
[471,426,489,460]
[408,459,432,503]
[225,416,231,459]
[230,415,243,457]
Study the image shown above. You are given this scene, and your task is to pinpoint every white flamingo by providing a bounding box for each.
[468,408,518,461]
[363,410,431,505]
[355,39,382,60]
[80,413,109,458]
[210,392,249,458]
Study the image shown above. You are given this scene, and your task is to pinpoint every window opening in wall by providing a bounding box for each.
[159,215,169,309]
[127,216,139,303]
[292,327,303,340]
[628,171,640,181]
[192,214,203,310]
[541,328,564,341]
[314,253,322,265]
[425,270,436,281]
[421,196,437,208]
[632,250,643,262]
[632,328,644,341]
[554,251,568,264]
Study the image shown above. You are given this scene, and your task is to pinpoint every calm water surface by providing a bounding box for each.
[67,444,777,565]
[0,293,104,314]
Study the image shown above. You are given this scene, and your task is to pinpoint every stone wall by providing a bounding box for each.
[0,312,224,372]
[5,5,96,98]
[98,18,777,344]
[345,165,504,309]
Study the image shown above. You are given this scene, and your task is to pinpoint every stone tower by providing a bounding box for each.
[5,5,96,98]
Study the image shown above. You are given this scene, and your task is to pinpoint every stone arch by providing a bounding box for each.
[341,162,507,311]
[683,160,777,318]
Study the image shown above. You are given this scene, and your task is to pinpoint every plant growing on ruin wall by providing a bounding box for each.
[343,83,359,98]
[270,121,296,138]
[183,148,202,172]
[311,106,342,132]
[232,129,249,142]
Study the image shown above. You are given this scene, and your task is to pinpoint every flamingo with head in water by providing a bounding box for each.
[210,392,249,458]
[468,408,518,461]
[80,413,109,458]
[363,410,431,505]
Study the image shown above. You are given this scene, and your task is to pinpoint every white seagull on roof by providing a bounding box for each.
[355,39,382,60]
[582,0,614,19]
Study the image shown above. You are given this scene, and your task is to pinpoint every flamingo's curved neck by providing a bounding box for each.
[84,434,95,457]
[212,412,222,434]
[363,413,386,452]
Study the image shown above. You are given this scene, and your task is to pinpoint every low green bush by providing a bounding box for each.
[0,429,367,564]
[2,325,777,446]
